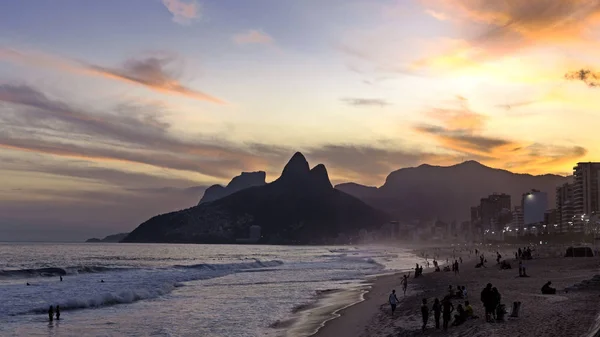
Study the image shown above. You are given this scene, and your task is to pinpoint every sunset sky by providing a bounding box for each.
[2,0,600,241]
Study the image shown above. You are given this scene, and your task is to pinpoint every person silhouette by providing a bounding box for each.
[48,305,54,321]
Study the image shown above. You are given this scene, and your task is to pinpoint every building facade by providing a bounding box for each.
[522,189,548,226]
[556,182,575,233]
[573,162,600,216]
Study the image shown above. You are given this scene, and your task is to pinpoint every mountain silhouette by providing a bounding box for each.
[336,161,569,222]
[199,171,266,204]
[123,152,389,244]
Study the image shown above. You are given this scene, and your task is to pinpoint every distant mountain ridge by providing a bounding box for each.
[335,160,569,222]
[85,233,129,243]
[199,171,266,204]
[123,153,389,244]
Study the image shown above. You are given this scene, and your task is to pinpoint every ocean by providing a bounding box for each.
[0,243,420,337]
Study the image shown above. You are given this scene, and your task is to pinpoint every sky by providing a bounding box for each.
[1,0,600,241]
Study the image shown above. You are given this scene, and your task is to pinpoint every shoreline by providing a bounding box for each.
[312,245,600,337]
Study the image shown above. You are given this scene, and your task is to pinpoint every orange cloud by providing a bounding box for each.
[414,97,587,173]
[415,0,600,71]
[0,48,224,104]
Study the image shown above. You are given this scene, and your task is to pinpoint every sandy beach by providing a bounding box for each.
[314,245,600,337]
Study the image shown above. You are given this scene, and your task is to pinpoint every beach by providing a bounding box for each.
[314,245,600,337]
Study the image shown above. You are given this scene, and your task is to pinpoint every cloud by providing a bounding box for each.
[565,69,600,87]
[425,9,449,21]
[413,96,587,172]
[232,30,274,45]
[0,48,223,104]
[341,98,391,107]
[162,0,200,25]
[415,124,513,155]
[414,0,600,71]
[0,84,280,179]
[87,55,225,104]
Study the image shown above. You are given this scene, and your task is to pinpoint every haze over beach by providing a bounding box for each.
[3,0,600,336]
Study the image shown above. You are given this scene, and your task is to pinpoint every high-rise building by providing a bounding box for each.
[544,209,558,233]
[479,193,511,232]
[512,206,524,232]
[522,189,548,226]
[556,182,574,233]
[573,162,600,216]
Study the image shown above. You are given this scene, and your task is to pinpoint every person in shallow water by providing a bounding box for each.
[389,289,400,316]
[48,305,54,322]
[55,305,60,320]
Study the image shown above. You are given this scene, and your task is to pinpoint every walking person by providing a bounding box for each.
[389,290,400,316]
[432,298,442,329]
[401,272,410,296]
[421,298,429,332]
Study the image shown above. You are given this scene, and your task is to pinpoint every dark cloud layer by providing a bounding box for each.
[0,84,284,179]
[565,69,600,87]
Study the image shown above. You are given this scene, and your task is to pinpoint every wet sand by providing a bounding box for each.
[313,246,600,337]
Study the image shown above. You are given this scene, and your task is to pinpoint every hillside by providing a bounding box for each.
[123,153,390,244]
[335,161,569,222]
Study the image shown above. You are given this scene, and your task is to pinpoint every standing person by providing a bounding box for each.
[442,298,454,331]
[421,298,429,332]
[389,290,400,316]
[481,283,494,322]
[48,305,54,322]
[60,276,63,282]
[432,298,442,329]
[462,286,468,299]
[454,260,460,275]
[401,272,410,296]
[492,287,501,319]
[56,305,60,320]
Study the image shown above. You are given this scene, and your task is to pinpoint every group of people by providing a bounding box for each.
[517,247,533,260]
[48,305,60,321]
[480,283,504,322]
[420,297,476,332]
[448,285,467,299]
[414,263,424,278]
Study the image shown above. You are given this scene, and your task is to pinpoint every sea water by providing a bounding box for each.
[0,243,420,337]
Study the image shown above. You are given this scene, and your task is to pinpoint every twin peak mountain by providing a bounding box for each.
[123,152,569,244]
[123,153,388,244]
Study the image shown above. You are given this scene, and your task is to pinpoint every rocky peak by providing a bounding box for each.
[199,171,267,204]
[227,171,266,190]
[309,163,333,189]
[281,152,310,179]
